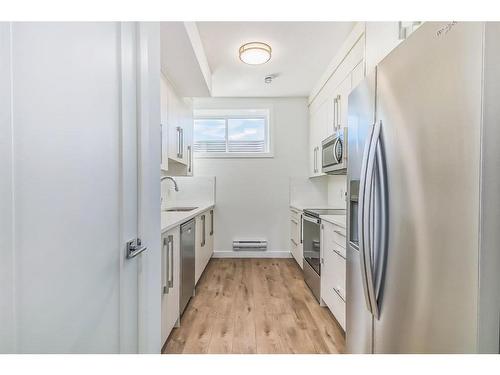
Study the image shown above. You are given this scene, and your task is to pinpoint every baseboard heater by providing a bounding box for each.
[232,240,267,251]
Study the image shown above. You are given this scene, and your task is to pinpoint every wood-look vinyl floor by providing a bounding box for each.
[163,258,345,354]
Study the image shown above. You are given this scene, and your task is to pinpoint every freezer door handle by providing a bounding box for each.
[373,121,389,315]
[363,119,387,320]
[358,122,375,315]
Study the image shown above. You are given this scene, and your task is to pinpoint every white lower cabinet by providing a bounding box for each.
[290,208,303,268]
[195,209,214,285]
[321,220,347,330]
[161,226,180,346]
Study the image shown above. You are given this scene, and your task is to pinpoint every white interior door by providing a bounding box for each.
[0,22,161,354]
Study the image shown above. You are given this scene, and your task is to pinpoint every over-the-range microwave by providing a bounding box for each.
[322,128,347,174]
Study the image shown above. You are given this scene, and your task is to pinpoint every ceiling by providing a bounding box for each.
[196,22,355,97]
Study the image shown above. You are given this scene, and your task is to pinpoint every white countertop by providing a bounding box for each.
[289,203,341,212]
[320,214,346,229]
[161,202,215,233]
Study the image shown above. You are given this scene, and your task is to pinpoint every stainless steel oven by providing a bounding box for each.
[322,128,347,174]
[303,208,346,303]
[303,212,322,302]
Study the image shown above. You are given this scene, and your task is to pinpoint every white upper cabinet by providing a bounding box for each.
[365,22,403,75]
[160,75,169,171]
[308,24,365,178]
[335,74,352,132]
[351,60,365,90]
[365,22,422,75]
[307,22,423,179]
[161,74,194,174]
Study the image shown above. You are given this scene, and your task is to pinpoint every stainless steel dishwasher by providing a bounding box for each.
[180,219,195,316]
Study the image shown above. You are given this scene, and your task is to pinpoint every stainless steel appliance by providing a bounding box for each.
[180,219,195,315]
[303,208,346,303]
[322,128,347,174]
[346,22,500,354]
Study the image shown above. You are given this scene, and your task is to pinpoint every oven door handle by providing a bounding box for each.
[303,215,321,225]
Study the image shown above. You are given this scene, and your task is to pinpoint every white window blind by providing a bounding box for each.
[194,110,271,157]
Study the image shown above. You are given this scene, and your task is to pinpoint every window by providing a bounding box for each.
[194,109,271,157]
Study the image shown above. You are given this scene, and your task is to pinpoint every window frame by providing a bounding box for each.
[193,108,273,158]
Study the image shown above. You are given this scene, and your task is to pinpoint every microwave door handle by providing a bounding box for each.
[332,137,340,164]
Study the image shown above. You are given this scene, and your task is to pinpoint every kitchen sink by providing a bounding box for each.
[164,206,198,212]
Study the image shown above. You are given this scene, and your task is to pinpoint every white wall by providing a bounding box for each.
[193,97,309,256]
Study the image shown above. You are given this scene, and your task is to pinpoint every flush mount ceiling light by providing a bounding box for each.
[239,42,272,65]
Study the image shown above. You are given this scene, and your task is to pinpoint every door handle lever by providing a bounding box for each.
[126,238,147,259]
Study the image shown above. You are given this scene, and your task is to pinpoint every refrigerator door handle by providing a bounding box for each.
[358,123,375,315]
[373,121,389,315]
[364,119,384,319]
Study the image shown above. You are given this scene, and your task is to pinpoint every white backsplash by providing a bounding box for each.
[289,177,329,207]
[327,175,347,208]
[161,176,216,210]
[289,175,347,209]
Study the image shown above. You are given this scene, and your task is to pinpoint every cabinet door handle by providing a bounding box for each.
[176,126,182,158]
[314,147,318,173]
[300,214,303,243]
[168,235,174,288]
[333,98,337,132]
[336,95,341,129]
[187,145,192,173]
[201,215,206,247]
[181,128,184,159]
[313,147,316,173]
[210,210,214,236]
[163,237,169,294]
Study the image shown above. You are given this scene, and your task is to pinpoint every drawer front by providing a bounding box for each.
[323,221,347,258]
[290,218,300,246]
[326,286,346,330]
[333,226,347,250]
[291,240,303,269]
[330,250,346,298]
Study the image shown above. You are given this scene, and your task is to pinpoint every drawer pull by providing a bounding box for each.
[291,239,298,246]
[334,229,346,237]
[291,219,298,224]
[333,286,345,302]
[332,248,346,260]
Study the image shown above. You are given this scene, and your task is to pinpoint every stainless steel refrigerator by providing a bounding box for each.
[346,22,500,354]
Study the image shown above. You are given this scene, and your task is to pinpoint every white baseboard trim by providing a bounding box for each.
[212,250,292,259]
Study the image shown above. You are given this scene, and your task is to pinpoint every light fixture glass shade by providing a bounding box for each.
[239,42,272,65]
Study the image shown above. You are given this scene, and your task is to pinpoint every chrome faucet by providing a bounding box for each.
[161,176,179,192]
